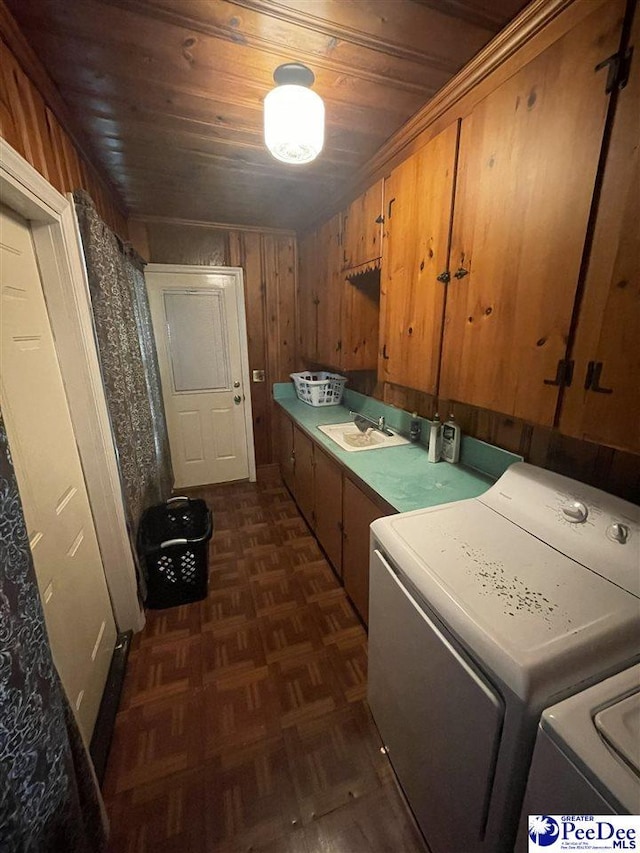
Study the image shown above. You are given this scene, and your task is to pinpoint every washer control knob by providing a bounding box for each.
[562,501,588,523]
[607,522,630,544]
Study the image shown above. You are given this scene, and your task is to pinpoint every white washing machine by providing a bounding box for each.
[367,462,640,853]
[516,663,640,849]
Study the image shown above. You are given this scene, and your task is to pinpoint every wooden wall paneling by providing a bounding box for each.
[381,382,438,421]
[340,271,380,372]
[144,221,228,266]
[43,107,66,193]
[263,233,297,383]
[127,218,151,261]
[604,447,640,505]
[440,0,625,426]
[275,235,297,381]
[1,43,38,169]
[229,229,272,469]
[297,229,319,362]
[559,7,640,454]
[315,213,343,368]
[264,233,297,464]
[15,63,50,182]
[379,120,459,394]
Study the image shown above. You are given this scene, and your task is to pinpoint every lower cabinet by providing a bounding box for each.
[277,410,392,626]
[277,408,294,493]
[293,424,314,527]
[314,446,343,576]
[342,476,387,625]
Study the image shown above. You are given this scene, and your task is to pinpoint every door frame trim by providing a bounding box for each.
[0,139,144,633]
[146,263,257,483]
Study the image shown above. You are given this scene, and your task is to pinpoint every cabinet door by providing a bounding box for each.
[342,477,388,625]
[379,121,459,393]
[559,10,640,454]
[342,179,384,270]
[314,447,343,575]
[293,425,315,527]
[440,0,625,426]
[297,230,318,362]
[316,213,343,367]
[277,408,294,493]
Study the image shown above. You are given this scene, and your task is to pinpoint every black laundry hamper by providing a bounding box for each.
[139,496,213,609]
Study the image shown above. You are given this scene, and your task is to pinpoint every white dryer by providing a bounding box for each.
[367,462,640,853]
[516,663,640,848]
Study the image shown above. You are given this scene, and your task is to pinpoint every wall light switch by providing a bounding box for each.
[252,369,265,382]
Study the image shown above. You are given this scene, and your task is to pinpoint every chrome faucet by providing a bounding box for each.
[350,411,393,436]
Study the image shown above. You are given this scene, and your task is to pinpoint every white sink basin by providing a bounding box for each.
[318,422,410,452]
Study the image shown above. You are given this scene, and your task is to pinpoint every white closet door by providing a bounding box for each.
[0,205,117,742]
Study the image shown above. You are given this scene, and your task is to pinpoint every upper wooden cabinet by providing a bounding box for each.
[559,9,640,454]
[342,180,384,271]
[440,0,625,427]
[378,121,459,394]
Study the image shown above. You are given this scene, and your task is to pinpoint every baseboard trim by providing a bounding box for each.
[90,630,132,785]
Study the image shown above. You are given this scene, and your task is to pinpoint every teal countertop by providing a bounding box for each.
[274,382,522,514]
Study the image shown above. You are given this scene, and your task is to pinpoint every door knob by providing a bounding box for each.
[234,395,242,404]
[233,380,241,388]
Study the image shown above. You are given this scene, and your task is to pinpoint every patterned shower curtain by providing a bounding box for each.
[0,412,108,852]
[73,191,172,591]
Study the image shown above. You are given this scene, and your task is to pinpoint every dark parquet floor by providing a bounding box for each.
[103,466,429,852]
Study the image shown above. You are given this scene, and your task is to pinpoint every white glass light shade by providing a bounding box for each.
[264,84,324,165]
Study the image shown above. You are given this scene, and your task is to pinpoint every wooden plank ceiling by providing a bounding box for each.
[7,0,530,230]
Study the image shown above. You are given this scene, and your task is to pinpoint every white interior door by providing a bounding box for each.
[0,205,117,742]
[146,264,255,488]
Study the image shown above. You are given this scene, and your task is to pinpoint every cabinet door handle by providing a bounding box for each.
[586,361,613,394]
[381,343,390,360]
[388,198,396,219]
[544,359,574,387]
[453,267,469,279]
[436,270,451,283]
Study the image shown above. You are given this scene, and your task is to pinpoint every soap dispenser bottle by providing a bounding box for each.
[427,413,442,463]
[442,414,461,464]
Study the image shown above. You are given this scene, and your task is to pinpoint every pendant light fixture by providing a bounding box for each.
[264,63,324,165]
